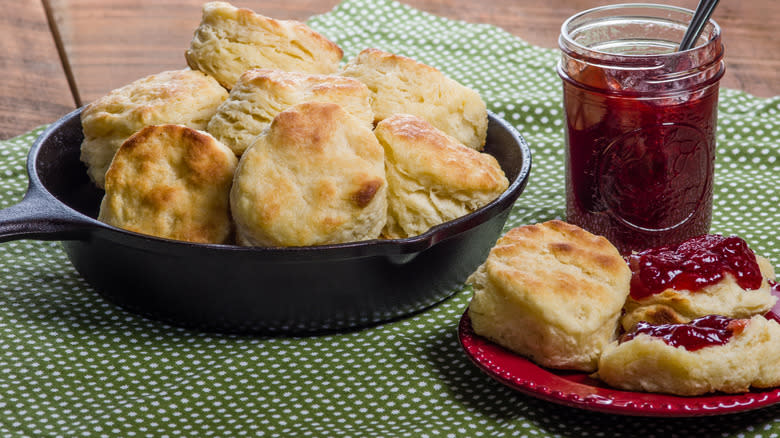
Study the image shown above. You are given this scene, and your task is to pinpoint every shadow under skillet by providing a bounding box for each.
[0,245,466,342]
[424,323,780,437]
[0,256,208,337]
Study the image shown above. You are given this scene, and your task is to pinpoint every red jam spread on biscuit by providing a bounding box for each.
[620,315,747,351]
[627,234,763,300]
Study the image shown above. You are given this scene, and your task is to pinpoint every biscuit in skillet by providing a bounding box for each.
[79,68,227,189]
[185,1,343,90]
[230,102,386,247]
[207,68,373,156]
[374,114,507,239]
[98,124,238,244]
[466,220,631,372]
[340,48,488,150]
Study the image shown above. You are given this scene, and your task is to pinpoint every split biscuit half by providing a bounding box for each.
[597,315,780,395]
[621,252,777,331]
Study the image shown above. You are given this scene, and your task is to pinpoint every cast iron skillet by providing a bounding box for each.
[0,108,531,334]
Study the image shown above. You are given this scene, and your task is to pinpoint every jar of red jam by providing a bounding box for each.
[557,4,725,254]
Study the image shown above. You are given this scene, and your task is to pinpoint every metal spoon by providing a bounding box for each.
[679,0,721,51]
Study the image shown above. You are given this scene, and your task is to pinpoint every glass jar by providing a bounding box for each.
[557,4,725,254]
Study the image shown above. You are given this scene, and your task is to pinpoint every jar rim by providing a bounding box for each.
[559,3,722,61]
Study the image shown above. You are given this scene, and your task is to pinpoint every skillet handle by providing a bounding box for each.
[0,188,95,243]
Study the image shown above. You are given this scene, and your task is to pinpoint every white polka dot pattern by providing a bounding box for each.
[0,0,778,436]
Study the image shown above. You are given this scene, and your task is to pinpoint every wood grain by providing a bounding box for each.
[7,0,778,141]
[390,0,780,98]
[48,0,779,106]
[0,0,75,139]
[44,0,341,104]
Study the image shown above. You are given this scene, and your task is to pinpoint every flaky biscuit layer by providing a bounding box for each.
[375,114,507,239]
[186,1,343,90]
[207,69,372,156]
[341,48,487,150]
[467,220,631,372]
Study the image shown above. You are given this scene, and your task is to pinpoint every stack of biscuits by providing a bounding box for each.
[81,1,508,246]
[467,220,780,396]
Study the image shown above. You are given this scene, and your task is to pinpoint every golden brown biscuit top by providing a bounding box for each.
[375,114,505,192]
[341,47,488,150]
[484,220,630,332]
[100,124,237,244]
[81,69,226,138]
[238,68,369,102]
[185,1,343,89]
[205,68,373,156]
[351,48,442,76]
[267,103,368,158]
[230,102,386,246]
[199,2,343,58]
[113,125,230,188]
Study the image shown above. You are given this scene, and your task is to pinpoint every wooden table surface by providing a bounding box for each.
[2,0,778,140]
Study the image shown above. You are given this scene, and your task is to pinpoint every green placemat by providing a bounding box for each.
[1,0,779,436]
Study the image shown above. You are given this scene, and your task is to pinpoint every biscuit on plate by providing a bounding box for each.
[207,68,373,156]
[466,220,631,372]
[98,124,238,244]
[230,102,386,247]
[597,314,780,395]
[80,68,227,188]
[185,1,343,90]
[374,114,508,239]
[621,236,777,331]
[340,48,487,150]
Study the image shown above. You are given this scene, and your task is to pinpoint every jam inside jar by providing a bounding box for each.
[557,4,725,254]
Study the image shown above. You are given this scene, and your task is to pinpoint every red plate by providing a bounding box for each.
[458,292,780,417]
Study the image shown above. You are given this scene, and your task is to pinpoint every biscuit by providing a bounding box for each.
[466,220,631,372]
[185,1,343,90]
[207,69,373,156]
[374,114,508,239]
[597,315,780,395]
[98,124,238,244]
[621,238,778,331]
[80,68,228,188]
[340,48,488,150]
[230,102,387,247]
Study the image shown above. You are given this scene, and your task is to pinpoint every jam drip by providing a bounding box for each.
[628,234,763,300]
[620,315,746,351]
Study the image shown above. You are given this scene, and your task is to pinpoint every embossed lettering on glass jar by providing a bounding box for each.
[557,4,725,254]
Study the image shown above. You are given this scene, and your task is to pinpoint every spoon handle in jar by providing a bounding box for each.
[679,0,720,51]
